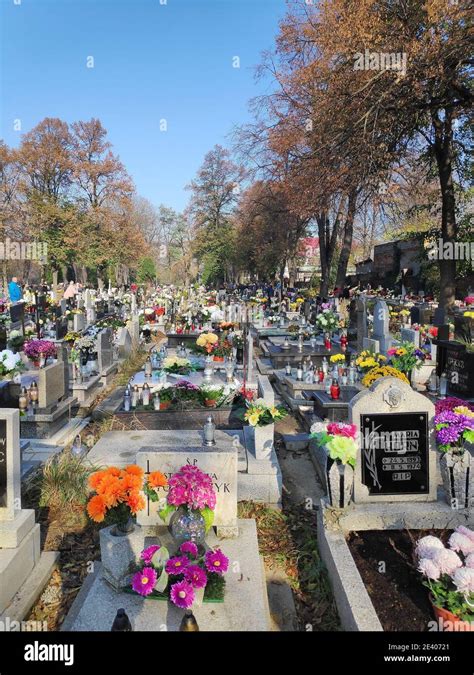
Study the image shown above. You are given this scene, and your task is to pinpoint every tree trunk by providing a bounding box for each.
[335,189,357,290]
[432,109,456,310]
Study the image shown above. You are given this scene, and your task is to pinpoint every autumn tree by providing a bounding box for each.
[187,145,245,285]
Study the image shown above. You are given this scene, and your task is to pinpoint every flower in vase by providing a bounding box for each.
[141,545,161,565]
[180,542,198,557]
[184,565,208,589]
[165,556,189,575]
[204,549,229,575]
[86,494,107,522]
[170,580,195,609]
[132,567,157,596]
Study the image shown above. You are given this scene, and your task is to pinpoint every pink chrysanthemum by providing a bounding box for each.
[465,553,474,569]
[180,541,198,557]
[141,545,161,564]
[418,558,441,581]
[132,566,157,596]
[165,556,189,575]
[204,548,229,575]
[184,564,208,589]
[453,567,474,595]
[170,580,195,609]
[326,422,357,439]
[415,536,444,559]
[449,532,474,556]
[432,548,463,576]
[455,526,474,544]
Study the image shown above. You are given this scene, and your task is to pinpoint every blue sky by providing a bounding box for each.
[1,0,288,211]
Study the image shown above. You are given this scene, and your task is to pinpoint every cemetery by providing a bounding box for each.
[0,3,473,670]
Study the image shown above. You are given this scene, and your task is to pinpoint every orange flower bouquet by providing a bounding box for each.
[87,464,149,534]
[144,470,168,504]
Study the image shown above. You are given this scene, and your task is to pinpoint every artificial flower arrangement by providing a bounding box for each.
[158,465,217,533]
[434,399,474,455]
[0,349,24,380]
[130,540,229,607]
[74,335,96,351]
[24,339,57,363]
[219,321,234,331]
[244,399,287,427]
[8,329,25,352]
[64,331,81,344]
[315,309,340,333]
[415,529,474,626]
[194,332,218,354]
[162,355,194,375]
[361,365,409,387]
[87,465,148,530]
[330,354,346,364]
[310,421,358,467]
[211,335,232,359]
[464,296,474,306]
[355,350,386,373]
[386,342,427,375]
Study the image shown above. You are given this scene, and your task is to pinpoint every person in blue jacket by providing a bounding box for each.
[8,277,22,302]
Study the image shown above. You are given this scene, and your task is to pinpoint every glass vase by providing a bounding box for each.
[169,507,206,546]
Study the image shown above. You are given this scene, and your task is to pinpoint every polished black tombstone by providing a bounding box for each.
[360,412,430,496]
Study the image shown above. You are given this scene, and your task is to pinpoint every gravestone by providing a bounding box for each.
[128,316,140,349]
[37,362,66,410]
[362,337,380,353]
[0,410,20,520]
[136,437,238,535]
[117,327,132,359]
[350,377,436,503]
[356,296,368,351]
[0,409,41,613]
[9,303,24,325]
[444,343,474,399]
[55,342,70,394]
[55,317,68,340]
[60,299,67,316]
[371,299,392,354]
[84,290,93,310]
[97,329,114,373]
[400,327,420,348]
[73,313,85,333]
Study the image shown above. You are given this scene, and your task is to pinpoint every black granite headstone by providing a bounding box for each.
[445,344,474,399]
[9,303,24,324]
[360,412,430,496]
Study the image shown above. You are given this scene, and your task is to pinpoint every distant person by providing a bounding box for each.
[63,280,78,300]
[8,276,22,303]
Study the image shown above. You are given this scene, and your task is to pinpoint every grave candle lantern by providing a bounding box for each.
[29,381,38,404]
[142,382,150,407]
[153,392,161,410]
[203,415,216,446]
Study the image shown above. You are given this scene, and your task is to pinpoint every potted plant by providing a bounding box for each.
[199,386,223,408]
[24,339,57,367]
[7,329,25,353]
[244,399,287,460]
[157,385,175,410]
[212,336,232,362]
[415,530,474,630]
[310,421,358,508]
[361,365,410,388]
[158,465,217,546]
[86,464,147,535]
[434,399,474,509]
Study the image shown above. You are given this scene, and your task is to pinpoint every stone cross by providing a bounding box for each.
[246,328,254,384]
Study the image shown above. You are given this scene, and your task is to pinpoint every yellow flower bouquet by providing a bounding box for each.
[244,399,287,427]
[330,354,346,364]
[361,365,409,387]
[355,350,386,373]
